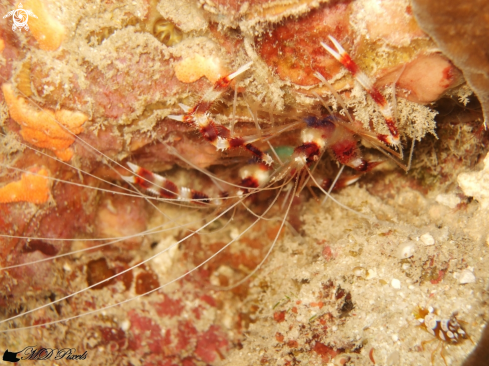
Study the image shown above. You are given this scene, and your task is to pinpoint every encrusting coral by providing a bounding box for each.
[0,166,50,204]
[2,84,88,161]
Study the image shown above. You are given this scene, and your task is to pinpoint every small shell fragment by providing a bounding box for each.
[120,320,131,331]
[435,193,461,208]
[333,354,351,365]
[366,268,378,280]
[391,278,401,289]
[420,233,435,246]
[459,269,476,284]
[352,266,367,277]
[397,241,416,259]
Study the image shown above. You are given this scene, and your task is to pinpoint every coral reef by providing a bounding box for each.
[0,0,488,365]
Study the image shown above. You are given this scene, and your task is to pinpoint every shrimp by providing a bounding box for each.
[0,12,444,363]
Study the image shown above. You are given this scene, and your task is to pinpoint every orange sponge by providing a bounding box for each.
[0,166,51,204]
[2,83,88,161]
[21,0,66,51]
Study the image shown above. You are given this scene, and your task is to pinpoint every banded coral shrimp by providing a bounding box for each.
[0,78,295,365]
[0,5,487,365]
[0,24,416,361]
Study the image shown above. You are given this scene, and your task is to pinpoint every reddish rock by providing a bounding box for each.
[135,270,160,295]
[274,310,286,323]
[322,245,333,261]
[86,258,116,289]
[152,294,185,317]
[195,325,228,363]
[128,311,170,355]
[257,2,353,85]
[313,342,339,362]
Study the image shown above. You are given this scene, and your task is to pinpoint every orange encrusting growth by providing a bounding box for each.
[20,0,66,51]
[174,54,227,84]
[2,83,88,161]
[0,167,51,204]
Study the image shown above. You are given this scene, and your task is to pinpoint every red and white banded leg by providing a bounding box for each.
[122,162,223,206]
[321,36,400,146]
[330,137,382,172]
[318,174,361,191]
[237,163,271,197]
[168,62,273,165]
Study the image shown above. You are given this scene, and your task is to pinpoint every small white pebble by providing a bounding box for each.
[420,233,435,246]
[459,269,476,284]
[366,268,377,280]
[391,279,401,289]
[397,242,416,259]
[230,227,240,240]
[332,325,338,332]
[352,266,367,277]
[435,193,460,208]
[391,334,399,342]
[210,274,220,286]
[63,263,72,272]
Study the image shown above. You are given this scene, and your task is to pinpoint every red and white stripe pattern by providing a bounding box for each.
[319,174,361,191]
[237,163,271,196]
[321,36,400,146]
[330,138,382,172]
[122,162,221,205]
[123,162,273,204]
[292,117,381,172]
[168,62,273,165]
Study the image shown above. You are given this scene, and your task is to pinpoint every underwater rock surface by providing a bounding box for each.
[0,0,488,365]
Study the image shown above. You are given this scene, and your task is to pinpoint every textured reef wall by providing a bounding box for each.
[0,0,488,365]
[412,0,489,128]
